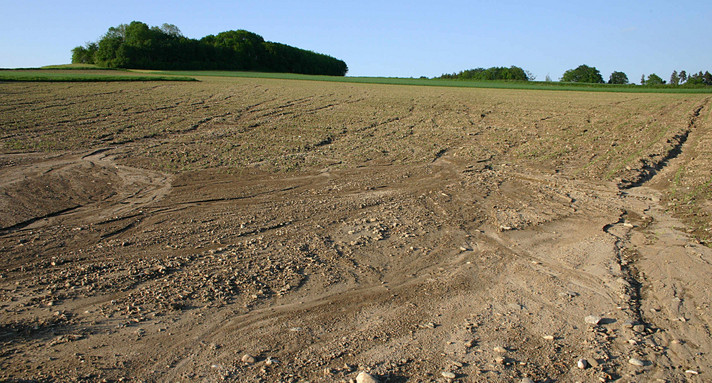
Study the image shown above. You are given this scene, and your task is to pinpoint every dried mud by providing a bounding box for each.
[1,78,711,382]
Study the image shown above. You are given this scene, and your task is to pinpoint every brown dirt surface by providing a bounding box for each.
[1,77,711,382]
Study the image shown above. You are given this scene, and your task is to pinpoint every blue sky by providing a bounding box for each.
[1,0,710,82]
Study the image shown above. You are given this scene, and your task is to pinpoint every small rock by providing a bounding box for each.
[464,339,474,348]
[585,315,602,325]
[542,335,555,341]
[685,370,699,375]
[356,371,379,383]
[521,378,535,383]
[493,346,507,353]
[494,356,505,364]
[441,371,456,379]
[577,358,589,369]
[622,320,635,328]
[632,324,645,332]
[241,354,256,364]
[628,357,645,367]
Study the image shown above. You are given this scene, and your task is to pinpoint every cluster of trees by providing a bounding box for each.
[561,65,604,83]
[642,70,712,86]
[560,64,711,86]
[439,66,533,81]
[72,21,348,76]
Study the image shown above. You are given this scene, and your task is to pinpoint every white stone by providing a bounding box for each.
[585,315,602,325]
[356,371,379,383]
[628,357,645,367]
[577,358,589,369]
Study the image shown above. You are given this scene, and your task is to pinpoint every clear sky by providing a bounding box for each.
[1,0,710,83]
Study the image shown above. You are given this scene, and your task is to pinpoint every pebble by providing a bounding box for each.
[632,324,645,332]
[521,378,535,383]
[494,356,505,364]
[356,371,379,383]
[585,315,602,325]
[685,370,699,375]
[577,359,589,369]
[493,346,507,353]
[628,357,645,367]
[241,354,256,364]
[542,335,555,341]
[441,371,456,379]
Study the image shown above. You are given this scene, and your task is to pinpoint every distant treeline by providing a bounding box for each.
[439,66,533,81]
[72,21,348,76]
[560,64,712,86]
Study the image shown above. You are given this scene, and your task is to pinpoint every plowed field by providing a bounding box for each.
[1,77,711,382]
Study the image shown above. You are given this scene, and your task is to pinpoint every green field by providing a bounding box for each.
[3,66,711,92]
[0,68,196,82]
[150,69,712,93]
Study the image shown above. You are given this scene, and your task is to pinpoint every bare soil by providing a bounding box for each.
[1,78,711,382]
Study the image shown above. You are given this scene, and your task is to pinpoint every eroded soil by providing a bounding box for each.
[1,78,711,382]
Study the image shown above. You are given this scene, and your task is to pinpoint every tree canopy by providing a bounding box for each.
[561,65,604,83]
[72,21,348,76]
[608,71,629,84]
[644,73,666,85]
[439,66,532,81]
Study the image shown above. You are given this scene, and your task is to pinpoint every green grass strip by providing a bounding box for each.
[151,70,712,93]
[0,70,196,82]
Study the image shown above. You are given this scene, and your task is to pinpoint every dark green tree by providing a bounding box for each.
[679,70,687,83]
[608,71,629,84]
[640,74,646,85]
[71,21,348,75]
[670,70,680,85]
[439,66,532,81]
[645,73,665,85]
[561,65,604,83]
[71,42,98,64]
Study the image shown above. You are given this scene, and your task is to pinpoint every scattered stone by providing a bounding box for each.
[585,315,602,325]
[628,357,645,367]
[632,324,645,333]
[622,320,635,328]
[464,339,475,348]
[494,356,505,364]
[441,371,456,379]
[521,378,535,383]
[685,370,699,375]
[542,335,555,341]
[577,359,589,369]
[241,354,256,364]
[356,371,379,383]
[493,346,507,353]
